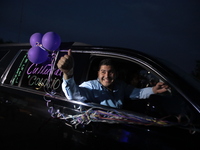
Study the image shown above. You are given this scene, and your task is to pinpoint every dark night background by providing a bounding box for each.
[0,0,200,74]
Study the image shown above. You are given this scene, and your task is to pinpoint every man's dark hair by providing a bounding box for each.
[99,58,116,70]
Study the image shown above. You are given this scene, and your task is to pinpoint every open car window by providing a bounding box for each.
[85,55,195,123]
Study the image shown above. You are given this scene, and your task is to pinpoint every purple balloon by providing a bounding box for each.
[42,32,61,51]
[30,33,43,46]
[28,46,49,64]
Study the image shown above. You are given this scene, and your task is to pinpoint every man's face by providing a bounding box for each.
[98,65,116,88]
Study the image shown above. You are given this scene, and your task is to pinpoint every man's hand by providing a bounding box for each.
[57,49,74,79]
[152,82,169,94]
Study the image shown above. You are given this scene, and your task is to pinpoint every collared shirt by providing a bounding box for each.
[62,77,154,108]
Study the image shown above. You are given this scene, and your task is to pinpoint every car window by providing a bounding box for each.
[2,50,90,96]
[3,50,29,85]
[2,50,63,95]
[85,55,194,123]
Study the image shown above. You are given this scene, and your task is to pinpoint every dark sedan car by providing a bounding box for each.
[0,42,200,150]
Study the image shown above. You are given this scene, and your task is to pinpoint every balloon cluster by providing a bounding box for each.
[28,32,61,64]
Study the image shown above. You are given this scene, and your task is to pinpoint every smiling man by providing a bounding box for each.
[57,49,169,108]
[97,59,116,90]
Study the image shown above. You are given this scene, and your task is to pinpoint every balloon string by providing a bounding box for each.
[45,50,59,95]
[36,42,52,52]
[43,50,59,117]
